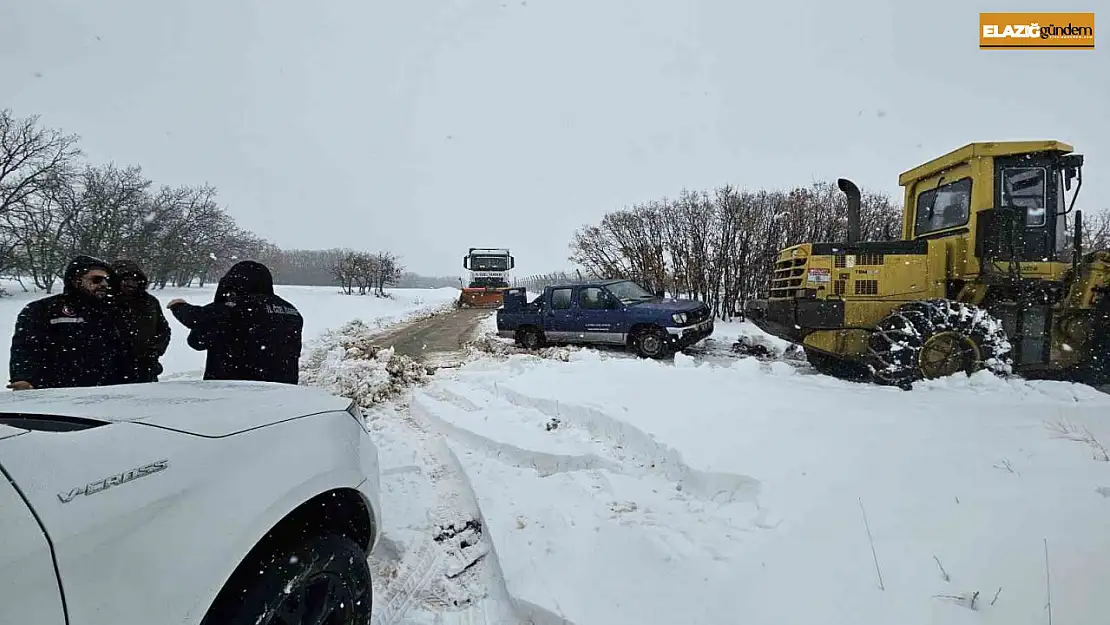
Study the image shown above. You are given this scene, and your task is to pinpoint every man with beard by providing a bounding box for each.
[8,255,128,390]
[167,260,303,385]
[111,259,172,384]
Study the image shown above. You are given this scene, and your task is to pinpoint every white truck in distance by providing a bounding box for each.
[0,380,381,625]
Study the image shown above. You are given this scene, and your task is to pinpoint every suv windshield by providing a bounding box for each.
[606,280,654,303]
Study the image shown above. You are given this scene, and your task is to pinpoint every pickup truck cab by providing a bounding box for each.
[495,280,714,358]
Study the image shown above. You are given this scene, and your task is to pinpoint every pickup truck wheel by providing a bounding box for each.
[202,533,372,625]
[517,326,545,350]
[633,327,671,359]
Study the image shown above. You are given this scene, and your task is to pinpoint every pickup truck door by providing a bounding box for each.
[545,287,576,340]
[0,459,68,625]
[574,286,625,344]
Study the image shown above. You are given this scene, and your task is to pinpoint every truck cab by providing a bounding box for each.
[459,247,515,308]
[495,280,714,358]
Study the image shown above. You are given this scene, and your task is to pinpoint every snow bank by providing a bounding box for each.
[463,334,578,362]
[688,319,801,359]
[415,344,1110,625]
[300,319,433,407]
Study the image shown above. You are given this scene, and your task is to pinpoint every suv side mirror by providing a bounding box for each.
[606,298,620,310]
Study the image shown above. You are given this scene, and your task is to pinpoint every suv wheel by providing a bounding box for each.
[516,326,545,350]
[202,533,372,625]
[633,327,671,359]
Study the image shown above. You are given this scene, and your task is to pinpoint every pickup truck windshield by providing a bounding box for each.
[606,280,654,303]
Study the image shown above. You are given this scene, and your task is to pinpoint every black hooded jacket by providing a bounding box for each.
[9,255,129,389]
[110,260,172,383]
[169,261,303,384]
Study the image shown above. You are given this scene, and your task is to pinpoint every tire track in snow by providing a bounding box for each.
[411,394,625,477]
[426,381,762,506]
[368,403,575,625]
[371,535,444,625]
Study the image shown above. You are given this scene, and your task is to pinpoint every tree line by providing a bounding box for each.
[0,108,450,294]
[568,180,1110,320]
[255,247,460,290]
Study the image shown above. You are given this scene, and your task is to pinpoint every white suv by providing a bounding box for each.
[0,380,381,625]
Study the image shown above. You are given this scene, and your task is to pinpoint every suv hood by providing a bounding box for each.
[0,381,352,437]
[0,423,27,441]
[628,298,705,313]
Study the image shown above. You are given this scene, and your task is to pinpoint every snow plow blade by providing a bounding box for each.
[458,288,506,309]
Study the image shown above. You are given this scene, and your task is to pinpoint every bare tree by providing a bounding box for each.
[1081,209,1110,253]
[371,251,402,296]
[331,249,361,294]
[0,110,82,275]
[0,108,431,293]
[3,168,81,291]
[0,109,82,218]
[570,180,902,320]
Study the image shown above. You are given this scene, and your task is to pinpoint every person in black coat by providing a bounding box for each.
[167,260,303,385]
[110,259,172,383]
[8,255,128,390]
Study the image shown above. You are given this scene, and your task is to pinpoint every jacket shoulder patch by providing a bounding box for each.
[50,317,85,324]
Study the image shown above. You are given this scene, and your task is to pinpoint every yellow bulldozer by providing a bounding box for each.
[745,140,1110,389]
[458,247,515,309]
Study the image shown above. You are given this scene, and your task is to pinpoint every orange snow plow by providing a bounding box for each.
[458,286,509,308]
[458,247,514,309]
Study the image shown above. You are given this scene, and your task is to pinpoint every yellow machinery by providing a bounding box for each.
[458,248,515,309]
[745,141,1110,389]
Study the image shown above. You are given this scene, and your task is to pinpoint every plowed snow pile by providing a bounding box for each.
[408,323,1110,625]
[301,319,433,406]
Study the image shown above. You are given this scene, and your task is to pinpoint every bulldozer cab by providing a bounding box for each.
[898,141,1083,287]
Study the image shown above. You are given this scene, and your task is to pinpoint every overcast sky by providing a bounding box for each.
[2,0,1105,276]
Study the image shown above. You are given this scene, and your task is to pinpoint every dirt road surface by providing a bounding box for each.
[373,308,494,367]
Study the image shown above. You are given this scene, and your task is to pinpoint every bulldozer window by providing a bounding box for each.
[551,288,572,310]
[915,177,971,236]
[1054,169,1071,259]
[1000,167,1047,227]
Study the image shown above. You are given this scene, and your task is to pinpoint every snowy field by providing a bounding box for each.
[4,281,1110,624]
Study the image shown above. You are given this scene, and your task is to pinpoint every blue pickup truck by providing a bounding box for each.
[495,279,714,358]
